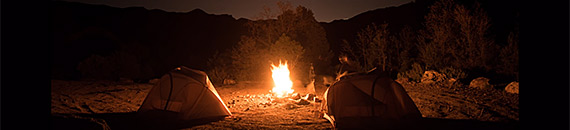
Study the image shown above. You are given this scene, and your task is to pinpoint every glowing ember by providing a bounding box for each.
[270,60,294,98]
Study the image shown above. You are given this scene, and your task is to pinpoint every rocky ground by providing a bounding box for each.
[51,78,519,130]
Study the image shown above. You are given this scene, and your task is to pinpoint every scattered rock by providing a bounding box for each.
[296,99,310,105]
[395,77,410,84]
[303,94,316,101]
[223,79,237,85]
[243,107,250,112]
[469,77,493,89]
[286,103,300,110]
[148,78,160,84]
[421,70,446,84]
[314,97,322,102]
[272,98,285,103]
[228,99,236,105]
[448,78,457,83]
[505,81,519,94]
[445,78,461,87]
[290,93,301,100]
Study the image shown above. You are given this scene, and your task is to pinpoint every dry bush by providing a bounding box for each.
[206,51,234,84]
[397,62,425,83]
[438,66,467,80]
[419,0,496,71]
[497,30,519,81]
[340,23,393,72]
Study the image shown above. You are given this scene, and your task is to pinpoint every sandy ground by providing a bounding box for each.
[51,79,519,130]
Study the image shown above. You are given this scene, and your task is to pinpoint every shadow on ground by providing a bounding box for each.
[51,111,226,130]
[52,112,519,130]
[417,118,519,130]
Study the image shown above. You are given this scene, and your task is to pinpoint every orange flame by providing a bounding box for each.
[271,60,294,98]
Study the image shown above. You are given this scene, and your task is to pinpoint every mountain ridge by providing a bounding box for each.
[50,0,518,80]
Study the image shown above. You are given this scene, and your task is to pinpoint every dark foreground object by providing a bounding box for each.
[52,112,518,130]
[52,111,226,130]
[418,117,519,130]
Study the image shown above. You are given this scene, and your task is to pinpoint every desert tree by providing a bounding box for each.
[418,0,495,73]
[340,23,393,72]
[418,0,458,70]
[268,34,305,69]
[392,25,418,73]
[452,1,496,71]
[497,27,519,81]
[231,1,330,83]
[268,34,306,81]
[231,36,267,81]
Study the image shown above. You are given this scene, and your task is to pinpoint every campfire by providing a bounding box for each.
[225,61,323,112]
[270,60,294,98]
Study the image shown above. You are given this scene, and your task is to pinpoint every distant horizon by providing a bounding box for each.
[57,0,414,23]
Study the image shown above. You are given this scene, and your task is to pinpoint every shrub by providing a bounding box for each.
[230,2,328,82]
[397,62,425,82]
[497,30,519,81]
[418,0,496,71]
[438,66,467,80]
[207,66,232,84]
[206,50,233,84]
[340,23,396,73]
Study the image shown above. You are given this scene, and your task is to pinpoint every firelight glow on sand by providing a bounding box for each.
[271,61,294,98]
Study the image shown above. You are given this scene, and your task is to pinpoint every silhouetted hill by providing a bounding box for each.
[51,1,249,80]
[50,0,518,80]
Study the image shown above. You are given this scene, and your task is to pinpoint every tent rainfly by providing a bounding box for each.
[322,70,422,129]
[138,66,232,120]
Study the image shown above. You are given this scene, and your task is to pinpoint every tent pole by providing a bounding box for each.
[370,74,381,117]
[164,72,174,110]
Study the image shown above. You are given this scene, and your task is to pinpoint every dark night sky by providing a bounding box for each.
[58,0,414,22]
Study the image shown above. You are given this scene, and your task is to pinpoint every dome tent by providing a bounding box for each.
[138,66,231,121]
[322,69,422,129]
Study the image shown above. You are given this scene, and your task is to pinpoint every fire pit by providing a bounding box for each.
[225,60,323,111]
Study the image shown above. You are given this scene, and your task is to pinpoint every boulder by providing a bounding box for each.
[421,70,446,84]
[505,81,519,94]
[223,79,237,85]
[469,77,493,89]
[148,78,160,84]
